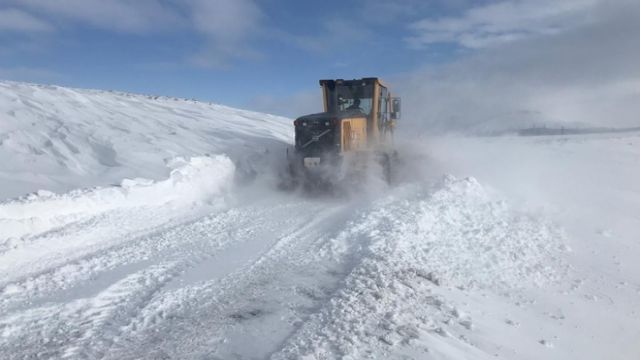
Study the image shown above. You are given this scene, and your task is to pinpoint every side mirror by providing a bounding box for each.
[391,97,401,120]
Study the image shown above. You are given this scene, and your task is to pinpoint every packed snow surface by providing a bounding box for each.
[0,81,639,359]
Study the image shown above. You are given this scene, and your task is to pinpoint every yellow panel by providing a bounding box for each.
[342,121,352,151]
[340,117,368,153]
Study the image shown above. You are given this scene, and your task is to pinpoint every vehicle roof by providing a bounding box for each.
[319,78,387,88]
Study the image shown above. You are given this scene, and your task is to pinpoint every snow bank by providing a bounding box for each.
[0,155,234,241]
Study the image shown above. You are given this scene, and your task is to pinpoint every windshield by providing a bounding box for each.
[326,82,374,115]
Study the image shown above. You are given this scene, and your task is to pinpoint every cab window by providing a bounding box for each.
[326,82,375,115]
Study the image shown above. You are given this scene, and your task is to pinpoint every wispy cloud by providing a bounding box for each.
[186,0,264,68]
[288,17,372,53]
[5,0,183,34]
[407,0,600,49]
[357,0,480,23]
[0,8,52,32]
[1,0,265,68]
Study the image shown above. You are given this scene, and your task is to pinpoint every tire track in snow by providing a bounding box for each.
[102,197,358,359]
[0,205,259,358]
[0,192,343,359]
[0,202,221,288]
[0,204,230,313]
[0,262,181,360]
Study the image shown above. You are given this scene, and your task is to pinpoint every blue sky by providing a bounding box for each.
[1,0,639,129]
[0,0,470,112]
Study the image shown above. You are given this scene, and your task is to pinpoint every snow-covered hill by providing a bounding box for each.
[0,81,291,199]
[0,81,638,359]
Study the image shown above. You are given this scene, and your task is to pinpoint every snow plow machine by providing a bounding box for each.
[281,77,401,191]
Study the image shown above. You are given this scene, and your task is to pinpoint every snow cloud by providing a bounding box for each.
[399,0,640,134]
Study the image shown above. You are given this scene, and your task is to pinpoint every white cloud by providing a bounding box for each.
[407,0,600,48]
[0,8,52,32]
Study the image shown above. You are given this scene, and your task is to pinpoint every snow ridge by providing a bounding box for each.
[0,155,234,242]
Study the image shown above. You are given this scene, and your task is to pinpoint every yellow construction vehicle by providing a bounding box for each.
[284,77,401,189]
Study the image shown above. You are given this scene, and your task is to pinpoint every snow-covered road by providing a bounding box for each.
[0,180,348,358]
[0,163,565,359]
